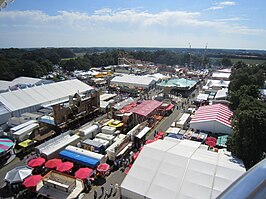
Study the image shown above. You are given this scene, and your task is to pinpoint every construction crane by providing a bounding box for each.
[201,43,208,68]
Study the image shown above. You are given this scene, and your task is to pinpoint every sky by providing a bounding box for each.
[0,0,266,49]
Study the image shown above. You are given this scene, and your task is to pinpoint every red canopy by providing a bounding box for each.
[139,146,144,151]
[23,175,42,188]
[56,161,74,173]
[75,168,94,180]
[133,152,140,160]
[206,140,216,148]
[28,157,46,168]
[97,163,110,173]
[45,158,62,169]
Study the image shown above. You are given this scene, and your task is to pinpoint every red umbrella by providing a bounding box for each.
[155,135,163,139]
[45,158,62,169]
[133,152,140,160]
[28,157,46,168]
[157,132,164,137]
[23,175,42,188]
[97,163,110,173]
[56,161,74,173]
[206,137,217,143]
[139,146,144,151]
[75,168,93,180]
[206,140,216,148]
[145,140,155,145]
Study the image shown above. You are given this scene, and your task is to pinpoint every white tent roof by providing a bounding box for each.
[0,79,94,112]
[212,72,231,79]
[214,88,228,100]
[121,139,245,199]
[111,74,155,87]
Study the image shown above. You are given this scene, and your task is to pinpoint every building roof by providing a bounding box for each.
[157,78,197,89]
[111,74,155,87]
[212,72,231,79]
[113,97,135,110]
[100,93,117,101]
[217,68,231,73]
[196,93,209,101]
[0,79,94,112]
[0,77,53,93]
[190,104,233,127]
[203,79,230,90]
[130,100,162,117]
[214,88,228,100]
[121,139,246,199]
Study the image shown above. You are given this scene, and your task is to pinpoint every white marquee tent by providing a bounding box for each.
[121,139,245,199]
[0,79,94,124]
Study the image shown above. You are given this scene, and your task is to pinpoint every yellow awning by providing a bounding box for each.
[18,139,36,148]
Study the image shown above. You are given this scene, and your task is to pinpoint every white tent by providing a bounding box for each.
[121,139,245,199]
[111,74,156,89]
[190,104,233,134]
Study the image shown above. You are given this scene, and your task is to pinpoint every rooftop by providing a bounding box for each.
[157,78,197,89]
[121,139,246,199]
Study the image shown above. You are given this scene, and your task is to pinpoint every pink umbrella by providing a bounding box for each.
[28,157,46,168]
[23,175,42,188]
[56,161,74,173]
[45,158,62,169]
[75,168,94,180]
[97,163,110,173]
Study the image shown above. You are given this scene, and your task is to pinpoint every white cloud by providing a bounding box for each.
[206,1,236,10]
[0,8,265,48]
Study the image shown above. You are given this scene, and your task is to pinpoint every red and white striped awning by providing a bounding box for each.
[191,104,233,127]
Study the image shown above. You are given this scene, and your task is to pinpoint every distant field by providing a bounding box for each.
[211,58,266,65]
[61,57,76,61]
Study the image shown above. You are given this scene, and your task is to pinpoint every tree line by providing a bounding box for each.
[228,61,266,169]
[0,48,75,81]
[0,48,233,80]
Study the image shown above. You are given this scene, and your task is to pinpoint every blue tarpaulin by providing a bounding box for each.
[59,150,99,168]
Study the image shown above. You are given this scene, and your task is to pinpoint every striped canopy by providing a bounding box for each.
[191,104,233,127]
[0,138,14,153]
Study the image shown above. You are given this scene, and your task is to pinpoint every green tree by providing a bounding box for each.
[228,97,266,169]
[221,57,232,67]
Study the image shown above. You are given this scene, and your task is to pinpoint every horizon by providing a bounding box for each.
[1,0,266,50]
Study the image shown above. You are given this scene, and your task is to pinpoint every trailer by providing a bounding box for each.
[95,133,115,143]
[35,131,80,159]
[175,113,191,129]
[12,123,39,142]
[79,124,100,139]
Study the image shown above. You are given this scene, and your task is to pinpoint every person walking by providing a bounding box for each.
[114,183,119,195]
[110,183,113,194]
[94,190,97,199]
[101,186,104,196]
[104,190,109,199]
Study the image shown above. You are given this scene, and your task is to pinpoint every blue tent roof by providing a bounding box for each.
[167,133,183,140]
[59,150,99,168]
